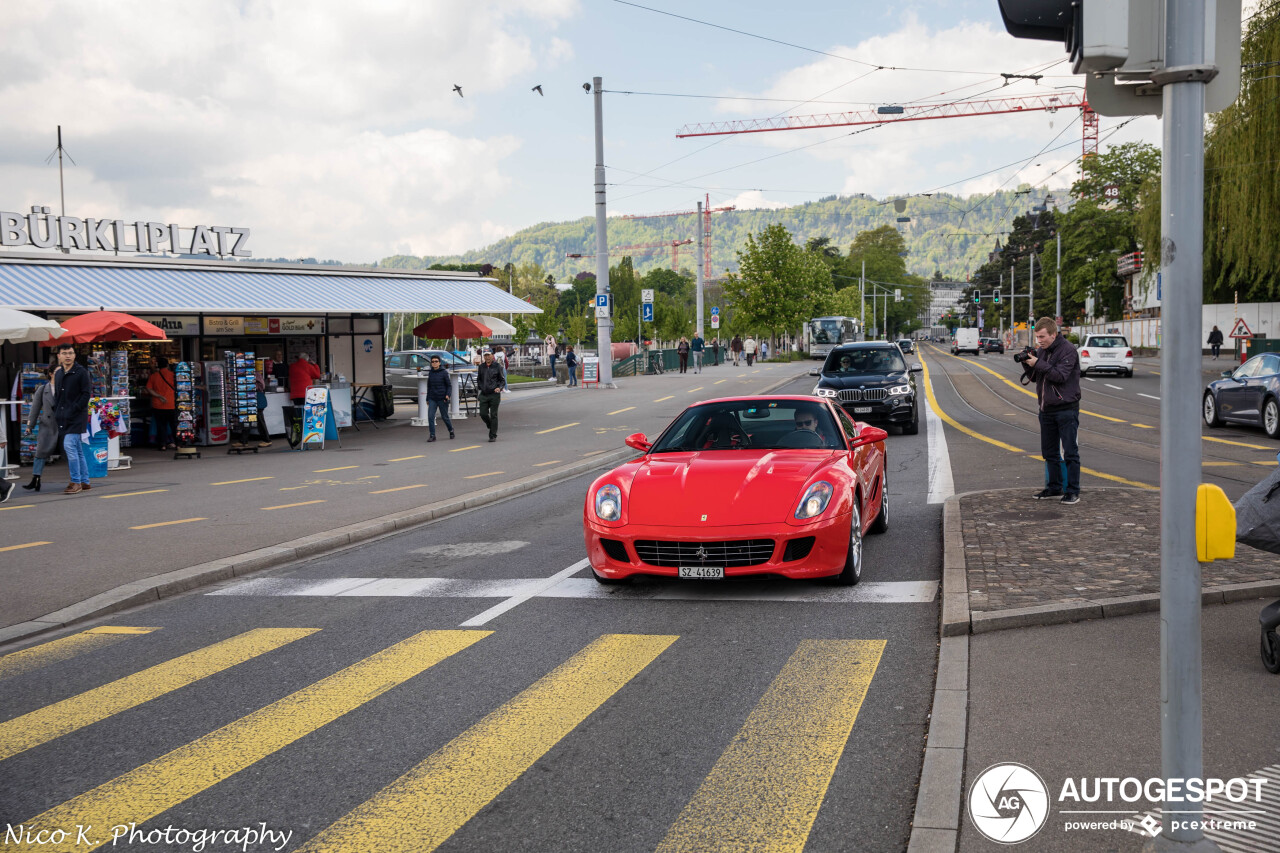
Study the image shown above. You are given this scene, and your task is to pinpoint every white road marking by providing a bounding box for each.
[1105,383,1123,390]
[411,541,529,558]
[923,372,955,505]
[1139,393,1161,401]
[208,576,937,604]
[1084,377,1097,382]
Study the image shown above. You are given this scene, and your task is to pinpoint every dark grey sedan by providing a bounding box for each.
[385,350,473,396]
[1203,352,1280,439]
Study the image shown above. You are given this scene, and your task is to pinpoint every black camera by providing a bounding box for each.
[1013,345,1036,364]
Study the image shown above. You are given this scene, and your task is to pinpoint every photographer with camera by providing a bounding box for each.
[1016,317,1082,504]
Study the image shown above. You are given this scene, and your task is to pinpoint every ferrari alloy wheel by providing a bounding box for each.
[869,474,889,534]
[1203,392,1222,428]
[833,502,863,586]
[1262,629,1280,674]
[1264,398,1280,439]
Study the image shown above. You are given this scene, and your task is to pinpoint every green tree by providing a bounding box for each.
[723,224,834,345]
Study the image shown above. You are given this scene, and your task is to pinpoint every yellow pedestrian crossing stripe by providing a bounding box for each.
[0,628,315,762]
[656,639,886,853]
[11,630,488,853]
[0,627,160,682]
[301,633,677,853]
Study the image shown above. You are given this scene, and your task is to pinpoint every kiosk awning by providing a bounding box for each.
[0,259,540,315]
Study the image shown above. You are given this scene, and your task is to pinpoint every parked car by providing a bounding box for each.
[1079,334,1133,377]
[1203,352,1280,439]
[980,338,1005,354]
[583,396,888,585]
[896,339,915,354]
[385,349,473,395]
[809,342,920,434]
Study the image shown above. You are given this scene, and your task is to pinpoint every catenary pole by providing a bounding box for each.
[860,260,866,339]
[1147,0,1214,850]
[1029,252,1036,327]
[592,76,616,387]
[696,200,705,338]
[1055,231,1062,323]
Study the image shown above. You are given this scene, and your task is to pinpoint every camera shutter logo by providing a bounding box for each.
[968,763,1050,844]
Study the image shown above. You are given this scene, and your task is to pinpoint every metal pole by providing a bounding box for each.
[1147,0,1213,850]
[696,200,705,338]
[860,260,866,338]
[592,76,616,387]
[871,285,877,339]
[1029,253,1036,327]
[1055,231,1062,324]
[1010,264,1016,335]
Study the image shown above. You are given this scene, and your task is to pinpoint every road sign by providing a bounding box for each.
[711,315,720,329]
[595,293,610,319]
[711,306,719,316]
[1229,318,1253,339]
[641,289,654,304]
[642,303,654,322]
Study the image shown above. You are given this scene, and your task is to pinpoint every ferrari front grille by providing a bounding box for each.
[838,388,888,402]
[633,539,776,568]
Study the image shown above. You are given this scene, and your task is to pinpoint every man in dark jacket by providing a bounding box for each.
[425,355,454,442]
[1021,318,1082,504]
[52,343,93,494]
[476,351,506,442]
[1207,325,1224,359]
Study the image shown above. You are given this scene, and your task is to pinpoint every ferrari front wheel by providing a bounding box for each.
[869,473,889,534]
[832,503,863,586]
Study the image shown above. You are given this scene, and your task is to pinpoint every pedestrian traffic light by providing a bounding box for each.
[994,288,1001,304]
[973,292,980,304]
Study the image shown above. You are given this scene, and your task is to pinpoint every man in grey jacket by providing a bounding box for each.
[476,351,506,442]
[1021,317,1082,504]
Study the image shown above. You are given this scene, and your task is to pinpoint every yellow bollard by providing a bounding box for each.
[1196,483,1236,562]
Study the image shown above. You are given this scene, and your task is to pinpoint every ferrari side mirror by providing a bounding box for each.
[850,426,889,448]
[625,432,652,452]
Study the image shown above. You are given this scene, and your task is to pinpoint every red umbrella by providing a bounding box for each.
[46,311,168,344]
[412,314,492,340]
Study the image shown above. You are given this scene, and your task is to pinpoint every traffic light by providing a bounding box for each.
[994,288,1001,304]
[973,291,980,304]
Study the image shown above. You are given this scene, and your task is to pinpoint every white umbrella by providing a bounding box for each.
[469,315,517,336]
[0,307,66,344]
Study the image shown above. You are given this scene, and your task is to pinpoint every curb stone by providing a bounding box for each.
[0,447,637,649]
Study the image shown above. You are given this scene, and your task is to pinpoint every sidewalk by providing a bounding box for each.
[910,488,1280,852]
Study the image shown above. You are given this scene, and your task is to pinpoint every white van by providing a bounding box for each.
[951,328,982,356]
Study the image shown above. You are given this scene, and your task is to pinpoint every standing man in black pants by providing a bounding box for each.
[476,350,506,442]
[1020,317,1082,505]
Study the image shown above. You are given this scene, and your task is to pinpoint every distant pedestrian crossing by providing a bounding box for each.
[1,626,888,853]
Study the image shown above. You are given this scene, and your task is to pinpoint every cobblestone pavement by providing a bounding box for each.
[961,488,1280,612]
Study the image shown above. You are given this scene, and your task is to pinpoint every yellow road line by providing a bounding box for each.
[654,395,674,402]
[1132,423,1155,429]
[130,518,206,530]
[463,471,504,479]
[302,633,676,853]
[1254,460,1279,466]
[0,628,315,762]
[99,489,169,499]
[607,407,636,415]
[451,445,481,452]
[1202,461,1240,467]
[280,485,310,491]
[657,640,885,853]
[536,422,580,434]
[0,627,160,682]
[0,541,49,552]
[533,460,562,467]
[263,500,325,511]
[369,484,428,494]
[688,387,704,393]
[1202,435,1275,450]
[356,475,381,480]
[0,504,34,512]
[388,455,425,461]
[210,476,274,486]
[714,379,728,384]
[314,466,358,472]
[18,630,488,853]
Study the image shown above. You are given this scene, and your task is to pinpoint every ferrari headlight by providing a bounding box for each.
[795,481,834,519]
[594,484,622,521]
[887,384,912,396]
[814,387,838,398]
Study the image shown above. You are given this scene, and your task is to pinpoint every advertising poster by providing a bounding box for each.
[583,357,599,385]
[302,387,329,447]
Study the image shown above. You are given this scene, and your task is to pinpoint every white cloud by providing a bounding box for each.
[721,190,790,211]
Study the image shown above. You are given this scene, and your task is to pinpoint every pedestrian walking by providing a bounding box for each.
[691,333,704,373]
[288,352,322,406]
[20,364,58,493]
[731,335,743,366]
[145,357,178,449]
[545,335,557,379]
[476,350,506,441]
[52,343,92,494]
[1208,325,1224,359]
[677,337,690,373]
[744,335,758,366]
[760,340,769,361]
[425,355,455,442]
[1020,317,1082,505]
[565,345,579,387]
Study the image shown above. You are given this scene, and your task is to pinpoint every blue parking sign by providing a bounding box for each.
[595,294,609,308]
[642,303,654,322]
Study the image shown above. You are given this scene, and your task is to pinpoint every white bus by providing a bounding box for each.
[805,316,862,359]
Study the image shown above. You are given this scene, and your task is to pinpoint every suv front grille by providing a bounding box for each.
[838,388,888,402]
[633,539,775,568]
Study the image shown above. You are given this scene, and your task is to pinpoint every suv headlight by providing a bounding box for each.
[887,384,911,396]
[814,387,838,398]
[795,481,834,519]
[594,484,622,521]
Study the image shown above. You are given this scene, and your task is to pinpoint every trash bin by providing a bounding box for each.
[87,432,109,479]
[373,384,395,419]
[282,406,303,449]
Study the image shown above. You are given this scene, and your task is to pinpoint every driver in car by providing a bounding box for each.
[793,410,835,446]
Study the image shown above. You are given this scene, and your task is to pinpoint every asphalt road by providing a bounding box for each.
[0,365,942,853]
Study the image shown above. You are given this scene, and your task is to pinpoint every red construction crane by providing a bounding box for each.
[619,194,736,281]
[567,239,694,272]
[676,93,1099,160]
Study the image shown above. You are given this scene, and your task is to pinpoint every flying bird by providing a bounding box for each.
[532,84,543,96]
[453,84,463,97]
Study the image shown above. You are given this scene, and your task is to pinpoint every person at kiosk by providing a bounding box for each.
[289,353,322,406]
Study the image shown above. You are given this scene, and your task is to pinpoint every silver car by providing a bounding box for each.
[385,350,473,396]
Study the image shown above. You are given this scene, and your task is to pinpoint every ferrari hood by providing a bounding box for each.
[627,450,835,527]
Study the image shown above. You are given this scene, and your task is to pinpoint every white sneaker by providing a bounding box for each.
[0,481,13,504]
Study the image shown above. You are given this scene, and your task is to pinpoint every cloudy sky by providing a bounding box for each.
[1,0,1179,263]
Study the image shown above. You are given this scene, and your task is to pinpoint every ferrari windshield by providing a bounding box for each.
[649,400,844,452]
[822,347,907,375]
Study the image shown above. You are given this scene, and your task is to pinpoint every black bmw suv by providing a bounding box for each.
[810,342,922,434]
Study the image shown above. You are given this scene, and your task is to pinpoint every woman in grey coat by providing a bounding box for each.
[22,365,58,492]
